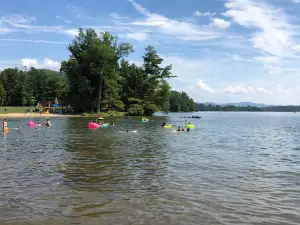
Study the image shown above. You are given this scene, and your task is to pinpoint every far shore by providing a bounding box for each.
[0,113,82,118]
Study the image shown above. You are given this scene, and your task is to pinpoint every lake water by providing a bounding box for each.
[1,112,300,225]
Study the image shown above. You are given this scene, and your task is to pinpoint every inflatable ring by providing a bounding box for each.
[28,120,35,127]
[163,125,173,128]
[186,124,195,129]
[3,127,8,132]
[88,122,100,129]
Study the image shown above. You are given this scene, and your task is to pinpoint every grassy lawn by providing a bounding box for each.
[0,106,36,114]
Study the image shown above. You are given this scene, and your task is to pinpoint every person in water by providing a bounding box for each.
[177,126,181,132]
[45,119,51,127]
[2,119,7,131]
[162,121,167,127]
[126,130,137,133]
[181,127,185,132]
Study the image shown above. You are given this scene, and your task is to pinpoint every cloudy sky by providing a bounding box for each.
[1,0,300,104]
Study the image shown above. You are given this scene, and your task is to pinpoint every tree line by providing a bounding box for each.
[0,68,68,107]
[196,104,261,112]
[261,106,300,112]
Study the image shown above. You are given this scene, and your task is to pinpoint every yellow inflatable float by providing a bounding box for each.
[186,124,195,129]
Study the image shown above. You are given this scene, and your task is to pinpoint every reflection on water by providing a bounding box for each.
[1,113,300,225]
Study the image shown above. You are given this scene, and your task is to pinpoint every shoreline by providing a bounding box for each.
[0,113,82,118]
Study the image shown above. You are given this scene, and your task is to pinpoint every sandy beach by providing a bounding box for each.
[0,113,81,118]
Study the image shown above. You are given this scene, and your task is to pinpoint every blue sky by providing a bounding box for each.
[1,0,300,104]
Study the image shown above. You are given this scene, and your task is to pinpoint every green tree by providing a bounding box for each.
[61,28,133,113]
[0,83,6,106]
[119,46,175,116]
[169,91,196,112]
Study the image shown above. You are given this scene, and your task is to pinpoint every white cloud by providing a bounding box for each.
[193,11,216,17]
[264,65,283,75]
[291,0,300,3]
[210,18,231,29]
[123,32,148,40]
[56,15,72,24]
[254,56,280,63]
[43,58,61,71]
[197,80,216,93]
[0,15,36,26]
[21,58,61,71]
[292,45,300,51]
[264,64,300,75]
[21,58,38,68]
[0,14,77,36]
[221,84,267,94]
[0,38,68,44]
[223,0,295,57]
[0,27,15,34]
[109,13,128,20]
[196,79,268,94]
[127,0,220,41]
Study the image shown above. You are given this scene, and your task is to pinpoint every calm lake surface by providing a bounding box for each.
[1,112,300,225]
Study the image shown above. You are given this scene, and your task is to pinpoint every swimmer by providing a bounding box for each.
[126,130,137,133]
[177,126,181,132]
[45,119,51,127]
[162,121,166,127]
[187,128,190,132]
[2,119,7,131]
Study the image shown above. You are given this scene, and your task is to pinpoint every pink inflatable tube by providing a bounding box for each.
[27,120,35,127]
[88,122,101,129]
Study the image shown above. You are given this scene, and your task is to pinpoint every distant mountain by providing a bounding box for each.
[199,102,274,108]
[220,102,274,108]
[202,102,217,106]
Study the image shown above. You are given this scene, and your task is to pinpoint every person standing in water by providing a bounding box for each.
[2,119,8,131]
[45,119,51,127]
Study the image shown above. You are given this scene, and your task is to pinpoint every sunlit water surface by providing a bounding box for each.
[0,112,300,225]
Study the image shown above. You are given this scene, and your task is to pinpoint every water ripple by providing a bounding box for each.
[0,113,300,224]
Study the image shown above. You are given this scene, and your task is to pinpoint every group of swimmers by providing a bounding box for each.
[36,119,52,128]
[2,118,51,132]
[176,125,191,132]
[95,118,114,126]
[161,121,192,132]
